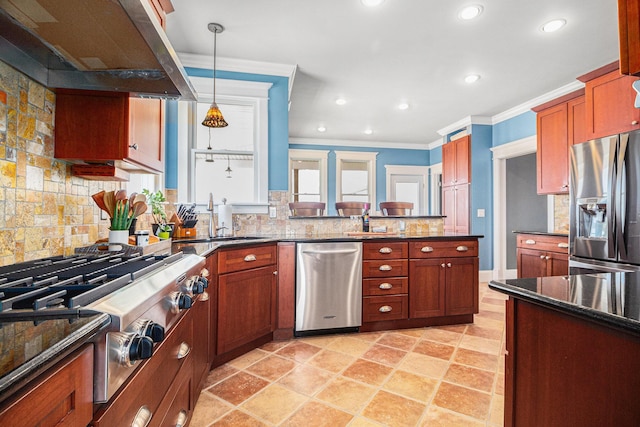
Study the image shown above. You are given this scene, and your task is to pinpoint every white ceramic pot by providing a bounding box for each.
[108,229,129,251]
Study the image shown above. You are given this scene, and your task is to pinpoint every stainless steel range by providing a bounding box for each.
[0,250,207,403]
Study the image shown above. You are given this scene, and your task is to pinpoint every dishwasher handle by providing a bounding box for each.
[302,249,360,255]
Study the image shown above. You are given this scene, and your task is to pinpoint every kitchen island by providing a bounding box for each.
[489,273,640,427]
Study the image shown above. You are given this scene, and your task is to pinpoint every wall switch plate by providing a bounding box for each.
[269,206,277,218]
[477,208,485,218]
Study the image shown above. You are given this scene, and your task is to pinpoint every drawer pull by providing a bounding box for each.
[540,255,545,259]
[456,245,468,252]
[379,247,393,254]
[633,120,639,125]
[420,246,434,253]
[379,264,392,271]
[545,256,550,260]
[379,305,393,313]
[557,242,569,248]
[177,342,191,360]
[441,263,446,268]
[525,239,536,245]
[379,282,393,290]
[447,262,452,268]
[175,410,188,427]
[132,406,152,427]
[244,254,257,262]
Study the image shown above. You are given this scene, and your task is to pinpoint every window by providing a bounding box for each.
[336,151,377,207]
[429,163,443,215]
[384,165,428,215]
[288,149,328,203]
[177,77,271,211]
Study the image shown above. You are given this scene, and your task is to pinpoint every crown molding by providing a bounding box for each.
[289,137,430,151]
[437,115,492,136]
[426,137,444,150]
[491,80,584,124]
[178,52,297,101]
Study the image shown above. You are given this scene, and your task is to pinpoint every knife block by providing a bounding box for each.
[171,213,197,238]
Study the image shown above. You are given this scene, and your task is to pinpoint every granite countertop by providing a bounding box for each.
[489,273,640,335]
[512,230,569,237]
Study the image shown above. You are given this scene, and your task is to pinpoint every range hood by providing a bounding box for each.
[0,0,195,100]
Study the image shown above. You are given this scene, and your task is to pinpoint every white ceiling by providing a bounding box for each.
[165,0,619,148]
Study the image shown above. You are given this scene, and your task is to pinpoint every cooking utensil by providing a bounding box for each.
[103,191,116,217]
[115,189,128,201]
[131,201,148,218]
[92,191,108,213]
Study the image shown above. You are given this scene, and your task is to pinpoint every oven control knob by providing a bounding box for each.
[128,319,165,343]
[185,276,205,295]
[170,292,193,313]
[129,336,154,362]
[198,276,209,289]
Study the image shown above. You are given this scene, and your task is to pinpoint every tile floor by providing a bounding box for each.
[191,283,507,426]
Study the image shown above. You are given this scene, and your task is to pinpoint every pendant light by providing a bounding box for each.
[205,129,214,162]
[225,155,233,178]
[202,23,228,128]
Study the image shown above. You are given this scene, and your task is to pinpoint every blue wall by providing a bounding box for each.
[493,111,536,146]
[289,144,430,215]
[470,124,493,271]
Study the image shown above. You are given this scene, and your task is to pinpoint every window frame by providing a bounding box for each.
[384,164,429,215]
[288,149,329,204]
[178,76,272,212]
[335,151,378,209]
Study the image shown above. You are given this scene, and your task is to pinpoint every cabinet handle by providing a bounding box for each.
[447,262,452,268]
[175,410,188,427]
[561,184,569,189]
[557,242,569,248]
[177,342,191,360]
[525,239,536,245]
[421,246,434,253]
[132,406,152,427]
[441,263,446,268]
[633,120,639,125]
[273,270,278,275]
[545,256,550,260]
[244,254,257,262]
[379,305,393,313]
[456,245,468,252]
[379,264,392,271]
[129,143,139,150]
[379,282,393,290]
[540,255,545,259]
[379,247,393,254]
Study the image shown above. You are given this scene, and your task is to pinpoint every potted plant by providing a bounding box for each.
[142,189,174,238]
[92,190,148,248]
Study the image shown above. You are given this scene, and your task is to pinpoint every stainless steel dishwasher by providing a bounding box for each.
[295,241,362,335]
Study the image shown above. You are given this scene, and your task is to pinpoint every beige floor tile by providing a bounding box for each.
[278,364,334,396]
[395,328,426,338]
[276,340,322,362]
[349,417,385,427]
[315,376,376,413]
[433,382,492,420]
[240,384,307,424]
[362,390,426,427]
[413,339,456,360]
[465,324,504,340]
[190,392,233,427]
[473,315,505,331]
[376,332,418,351]
[383,369,438,403]
[399,352,450,379]
[342,358,393,386]
[298,334,339,347]
[362,343,407,366]
[494,373,505,395]
[202,364,239,389]
[227,348,269,369]
[259,340,290,353]
[421,328,463,345]
[307,349,355,373]
[210,409,268,426]
[245,354,297,382]
[453,347,500,372]
[444,363,495,393]
[281,400,353,427]
[459,334,502,355]
[209,372,270,406]
[419,405,485,427]
[490,394,505,426]
[326,336,372,357]
[356,331,386,341]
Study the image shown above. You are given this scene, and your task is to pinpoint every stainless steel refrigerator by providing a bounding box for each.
[570,131,640,272]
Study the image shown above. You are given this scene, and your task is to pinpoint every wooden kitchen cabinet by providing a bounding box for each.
[0,344,93,427]
[532,90,585,195]
[409,240,479,319]
[442,183,469,234]
[55,90,164,174]
[216,244,277,359]
[442,135,471,186]
[516,233,569,278]
[578,62,640,140]
[275,242,296,340]
[619,0,640,76]
[191,292,210,399]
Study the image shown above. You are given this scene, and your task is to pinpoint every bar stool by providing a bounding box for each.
[335,201,368,216]
[288,202,325,216]
[380,201,413,215]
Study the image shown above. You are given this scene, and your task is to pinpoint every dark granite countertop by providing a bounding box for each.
[512,230,569,237]
[489,273,640,335]
[288,215,445,219]
[0,310,111,403]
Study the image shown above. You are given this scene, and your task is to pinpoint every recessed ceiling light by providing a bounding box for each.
[361,0,385,7]
[458,4,483,20]
[317,125,326,132]
[364,129,373,135]
[465,74,481,84]
[335,98,347,106]
[541,19,566,33]
[398,103,409,110]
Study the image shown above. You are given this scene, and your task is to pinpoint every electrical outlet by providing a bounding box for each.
[477,208,485,218]
[100,210,108,221]
[269,206,277,218]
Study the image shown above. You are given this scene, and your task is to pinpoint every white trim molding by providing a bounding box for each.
[289,137,431,151]
[384,165,429,215]
[288,149,329,204]
[437,115,493,136]
[335,151,378,209]
[429,162,443,215]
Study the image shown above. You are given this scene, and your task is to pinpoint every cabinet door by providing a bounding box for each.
[442,186,456,233]
[409,259,446,318]
[568,96,586,146]
[619,0,640,76]
[442,141,456,186]
[454,184,470,234]
[128,97,163,172]
[537,102,569,194]
[585,70,640,139]
[191,294,210,398]
[217,265,277,354]
[517,248,548,278]
[454,135,471,185]
[445,257,479,315]
[547,252,569,276]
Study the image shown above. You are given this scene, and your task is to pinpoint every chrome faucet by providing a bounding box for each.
[207,192,215,238]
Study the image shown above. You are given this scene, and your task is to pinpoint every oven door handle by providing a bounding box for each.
[132,405,152,427]
[177,342,191,359]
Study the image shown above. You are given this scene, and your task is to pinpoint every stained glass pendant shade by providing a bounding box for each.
[202,23,228,128]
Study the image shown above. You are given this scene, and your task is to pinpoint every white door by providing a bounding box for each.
[385,165,428,215]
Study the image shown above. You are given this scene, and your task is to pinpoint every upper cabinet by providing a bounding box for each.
[619,0,640,76]
[55,90,164,177]
[532,90,585,195]
[578,62,640,140]
[442,135,471,186]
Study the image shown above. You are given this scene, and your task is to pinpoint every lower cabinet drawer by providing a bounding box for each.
[363,277,408,296]
[218,244,276,274]
[362,259,408,278]
[363,295,408,322]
